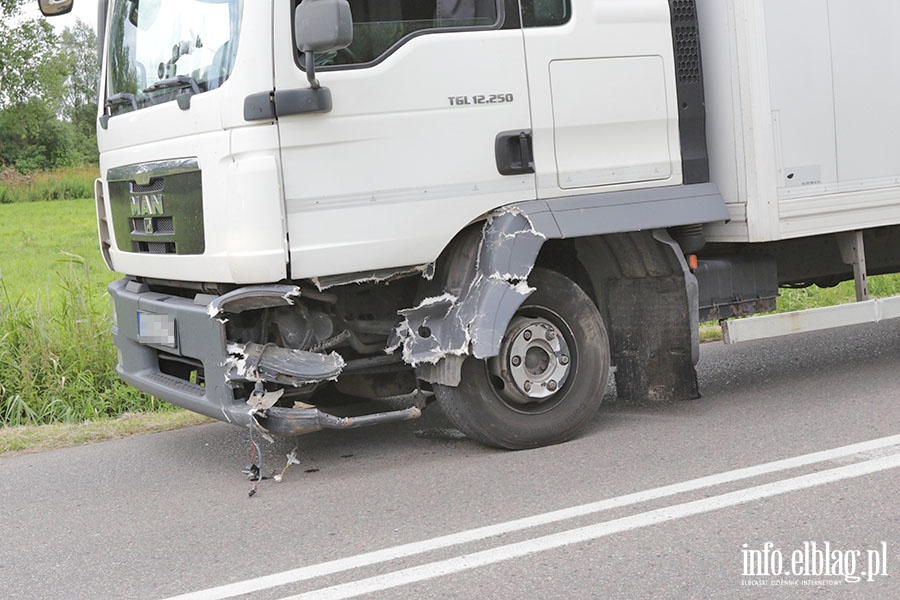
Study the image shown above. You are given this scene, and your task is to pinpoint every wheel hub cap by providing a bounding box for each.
[491,316,571,404]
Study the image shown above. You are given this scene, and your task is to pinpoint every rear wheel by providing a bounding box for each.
[434,268,610,449]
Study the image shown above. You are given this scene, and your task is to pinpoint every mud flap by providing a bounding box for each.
[606,275,700,402]
[577,230,700,403]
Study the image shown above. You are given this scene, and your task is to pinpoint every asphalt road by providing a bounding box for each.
[2,321,900,599]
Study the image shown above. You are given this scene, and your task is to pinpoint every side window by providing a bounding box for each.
[304,0,501,67]
[522,0,570,27]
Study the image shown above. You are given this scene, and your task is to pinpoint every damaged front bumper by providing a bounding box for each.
[108,278,418,435]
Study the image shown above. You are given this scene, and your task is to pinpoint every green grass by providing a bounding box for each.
[777,275,900,311]
[0,198,114,294]
[0,165,97,204]
[0,411,212,456]
[0,197,173,427]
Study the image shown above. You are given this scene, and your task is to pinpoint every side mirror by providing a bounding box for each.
[295,0,352,89]
[38,0,73,17]
[295,0,353,54]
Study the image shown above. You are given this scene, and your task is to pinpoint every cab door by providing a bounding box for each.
[521,0,683,199]
[273,0,534,280]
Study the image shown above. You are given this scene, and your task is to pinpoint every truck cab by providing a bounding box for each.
[95,0,703,280]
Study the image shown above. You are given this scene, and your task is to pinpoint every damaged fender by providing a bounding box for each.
[392,209,548,385]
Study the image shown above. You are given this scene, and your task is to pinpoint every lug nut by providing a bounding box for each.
[559,355,569,365]
[546,329,557,340]
[523,330,532,341]
[547,380,558,392]
[524,381,533,392]
[511,356,522,367]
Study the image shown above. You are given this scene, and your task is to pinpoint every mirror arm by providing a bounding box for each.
[305,52,320,90]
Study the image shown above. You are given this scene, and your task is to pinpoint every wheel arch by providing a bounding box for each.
[395,184,726,390]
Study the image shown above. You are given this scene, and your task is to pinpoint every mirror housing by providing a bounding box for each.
[295,0,353,55]
[294,0,353,91]
[38,0,73,16]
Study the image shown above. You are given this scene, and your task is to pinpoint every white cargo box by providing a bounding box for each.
[698,0,900,243]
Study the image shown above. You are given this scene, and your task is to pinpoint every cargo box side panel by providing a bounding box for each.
[765,1,837,195]
[771,0,900,239]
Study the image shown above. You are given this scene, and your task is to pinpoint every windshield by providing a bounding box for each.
[106,0,243,114]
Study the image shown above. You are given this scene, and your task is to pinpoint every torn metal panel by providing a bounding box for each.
[207,285,301,318]
[392,293,465,365]
[392,209,546,377]
[479,207,547,280]
[312,264,433,291]
[226,341,345,386]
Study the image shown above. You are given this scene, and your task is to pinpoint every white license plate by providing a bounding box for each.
[137,312,177,347]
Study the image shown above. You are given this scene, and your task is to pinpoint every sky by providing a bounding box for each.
[25,0,99,31]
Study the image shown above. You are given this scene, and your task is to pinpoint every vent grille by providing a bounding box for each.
[131,179,164,193]
[671,0,701,85]
[136,241,177,254]
[674,26,701,84]
[131,216,175,235]
[156,217,175,234]
[671,0,696,20]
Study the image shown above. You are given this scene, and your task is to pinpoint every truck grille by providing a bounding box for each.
[107,159,205,256]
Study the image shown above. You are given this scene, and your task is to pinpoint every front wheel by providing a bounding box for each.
[434,268,610,449]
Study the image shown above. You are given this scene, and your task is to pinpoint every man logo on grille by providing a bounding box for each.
[130,193,165,216]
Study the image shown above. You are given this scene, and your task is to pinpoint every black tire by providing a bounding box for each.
[434,268,610,449]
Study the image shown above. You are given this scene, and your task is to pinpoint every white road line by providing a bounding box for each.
[284,452,900,600]
[162,434,900,600]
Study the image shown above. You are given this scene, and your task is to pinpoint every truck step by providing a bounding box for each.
[722,296,900,344]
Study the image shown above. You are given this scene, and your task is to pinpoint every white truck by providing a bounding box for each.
[41,0,900,449]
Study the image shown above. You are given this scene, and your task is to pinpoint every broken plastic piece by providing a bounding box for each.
[274,447,301,483]
[246,387,284,414]
[227,342,345,386]
[207,285,301,318]
[242,462,261,481]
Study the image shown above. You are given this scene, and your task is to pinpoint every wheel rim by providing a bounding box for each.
[488,312,574,413]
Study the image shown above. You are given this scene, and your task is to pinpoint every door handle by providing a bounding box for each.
[495,130,535,176]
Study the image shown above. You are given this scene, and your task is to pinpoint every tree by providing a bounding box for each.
[0,99,77,171]
[59,19,100,163]
[0,0,25,15]
[0,0,65,109]
[0,3,99,169]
